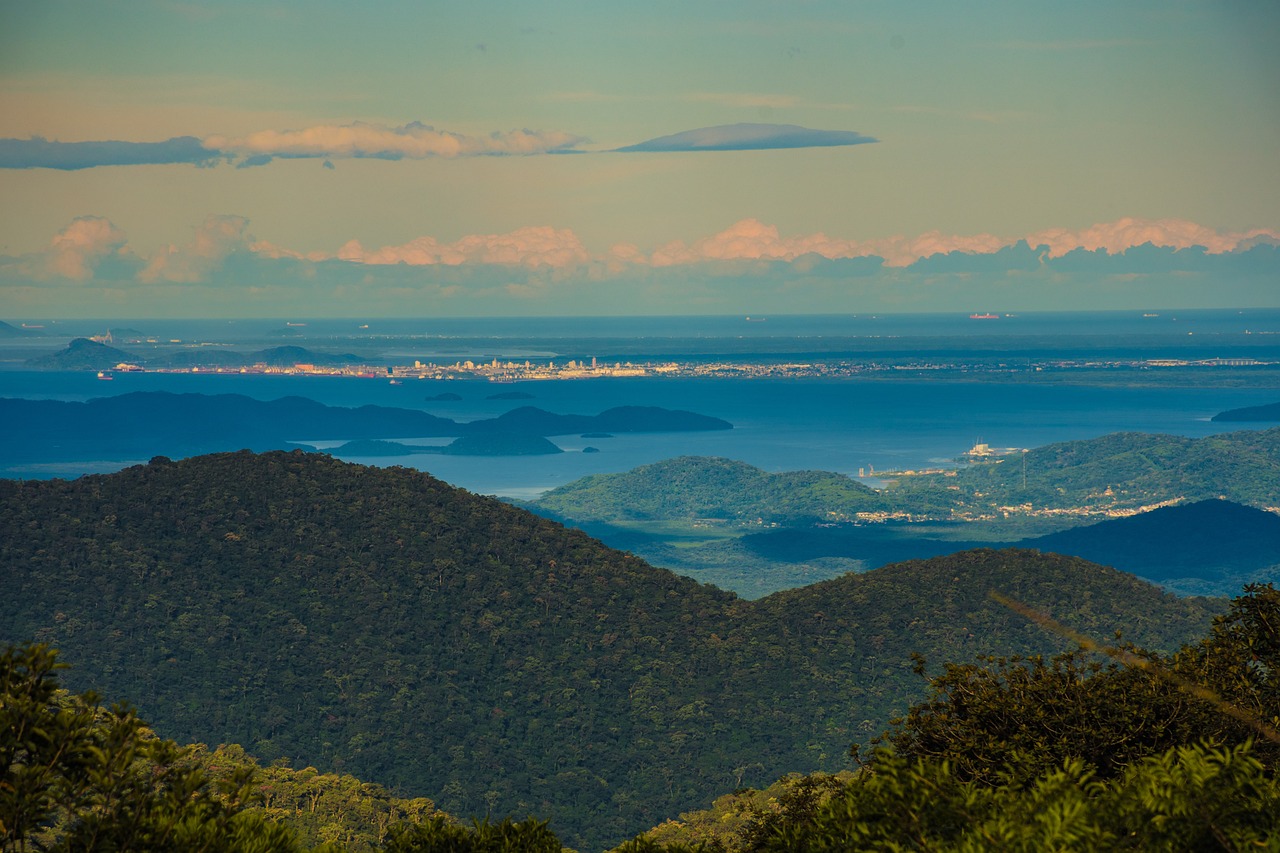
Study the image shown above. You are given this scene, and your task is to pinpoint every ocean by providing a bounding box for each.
[3,310,1279,495]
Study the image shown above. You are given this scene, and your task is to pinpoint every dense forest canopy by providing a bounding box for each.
[6,584,1278,850]
[0,450,1223,849]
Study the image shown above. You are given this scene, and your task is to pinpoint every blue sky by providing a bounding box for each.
[1,0,1277,316]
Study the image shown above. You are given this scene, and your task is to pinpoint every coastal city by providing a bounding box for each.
[91,351,1279,383]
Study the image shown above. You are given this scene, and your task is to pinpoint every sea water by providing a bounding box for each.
[3,310,1278,495]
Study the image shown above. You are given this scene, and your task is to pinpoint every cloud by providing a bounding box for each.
[139,215,255,283]
[1025,217,1280,257]
[0,136,220,170]
[45,217,130,279]
[627,217,1279,269]
[0,122,587,170]
[203,121,587,166]
[642,219,1005,268]
[614,123,877,152]
[336,226,590,269]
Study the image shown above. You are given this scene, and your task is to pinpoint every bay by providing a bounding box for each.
[0,367,1270,497]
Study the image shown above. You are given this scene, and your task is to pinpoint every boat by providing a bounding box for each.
[97,371,114,381]
[969,313,999,320]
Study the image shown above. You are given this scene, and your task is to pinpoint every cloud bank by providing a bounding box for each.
[615,123,877,152]
[4,215,1276,316]
[336,226,590,268]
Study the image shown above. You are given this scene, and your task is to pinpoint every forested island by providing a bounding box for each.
[0,450,1233,849]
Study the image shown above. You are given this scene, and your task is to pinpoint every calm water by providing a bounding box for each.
[6,310,1279,492]
[2,368,1274,496]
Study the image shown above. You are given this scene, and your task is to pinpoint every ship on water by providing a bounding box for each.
[969,313,999,320]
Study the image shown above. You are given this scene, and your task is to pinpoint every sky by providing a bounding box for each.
[1,0,1277,317]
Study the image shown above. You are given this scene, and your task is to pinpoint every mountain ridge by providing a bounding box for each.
[0,450,1220,849]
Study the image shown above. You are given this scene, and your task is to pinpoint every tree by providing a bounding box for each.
[0,643,305,852]
[881,584,1280,782]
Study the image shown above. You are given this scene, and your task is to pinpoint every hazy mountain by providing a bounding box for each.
[1022,499,1280,591]
[24,337,134,370]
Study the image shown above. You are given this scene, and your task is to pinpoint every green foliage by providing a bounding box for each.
[748,743,1280,852]
[534,457,880,525]
[382,816,563,852]
[0,643,307,852]
[0,452,1223,850]
[891,427,1280,514]
[621,773,852,853]
[884,584,1280,781]
[195,745,443,851]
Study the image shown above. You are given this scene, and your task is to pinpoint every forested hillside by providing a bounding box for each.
[534,429,1280,529]
[0,451,1221,849]
[898,426,1280,513]
[533,456,880,524]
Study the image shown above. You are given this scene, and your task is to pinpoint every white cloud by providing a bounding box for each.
[1025,217,1280,257]
[640,217,1276,269]
[46,216,129,280]
[203,121,586,165]
[140,214,254,283]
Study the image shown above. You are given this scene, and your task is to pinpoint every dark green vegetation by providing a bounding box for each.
[1215,400,1280,422]
[8,586,1279,852]
[0,392,728,467]
[528,436,1280,597]
[2,643,300,852]
[0,451,1220,850]
[533,457,880,525]
[902,427,1280,514]
[1,642,564,851]
[635,585,1280,852]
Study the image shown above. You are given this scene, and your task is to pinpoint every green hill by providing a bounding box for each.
[894,427,1280,514]
[534,456,881,524]
[0,451,1220,850]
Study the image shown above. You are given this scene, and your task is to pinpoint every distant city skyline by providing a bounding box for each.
[1,1,1276,316]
